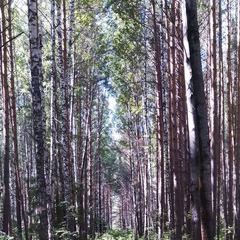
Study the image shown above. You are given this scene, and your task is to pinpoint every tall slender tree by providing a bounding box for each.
[209,0,219,236]
[235,1,240,238]
[182,1,201,238]
[226,1,234,239]
[1,0,12,235]
[27,0,48,238]
[182,0,213,239]
[7,1,29,238]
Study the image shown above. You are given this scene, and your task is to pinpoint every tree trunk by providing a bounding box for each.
[28,0,48,239]
[218,0,225,238]
[8,1,29,238]
[151,0,166,237]
[209,0,219,236]
[235,1,240,238]
[226,1,234,239]
[1,0,12,235]
[183,0,213,239]
[49,0,57,238]
[182,1,201,238]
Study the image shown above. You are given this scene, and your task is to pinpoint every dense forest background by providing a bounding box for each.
[0,0,240,239]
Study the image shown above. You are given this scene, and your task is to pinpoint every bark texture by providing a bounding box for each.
[185,0,213,239]
[28,0,48,239]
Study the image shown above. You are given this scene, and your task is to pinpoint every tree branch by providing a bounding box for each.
[0,31,24,48]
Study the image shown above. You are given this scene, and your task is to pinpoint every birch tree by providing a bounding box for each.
[182,0,213,239]
[27,0,48,238]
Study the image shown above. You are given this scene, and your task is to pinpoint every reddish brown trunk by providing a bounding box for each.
[1,1,12,235]
[8,1,29,238]
[151,0,165,236]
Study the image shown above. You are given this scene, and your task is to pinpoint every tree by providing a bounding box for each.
[1,0,12,235]
[57,0,76,234]
[8,1,29,238]
[235,1,240,238]
[182,0,213,239]
[209,0,219,236]
[28,0,48,238]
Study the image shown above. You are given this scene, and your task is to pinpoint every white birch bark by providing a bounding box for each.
[28,0,48,239]
[181,1,201,239]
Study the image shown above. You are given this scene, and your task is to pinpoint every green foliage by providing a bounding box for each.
[95,229,191,240]
[55,227,78,239]
[215,225,234,240]
[94,228,192,240]
[105,0,142,23]
[95,229,133,239]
